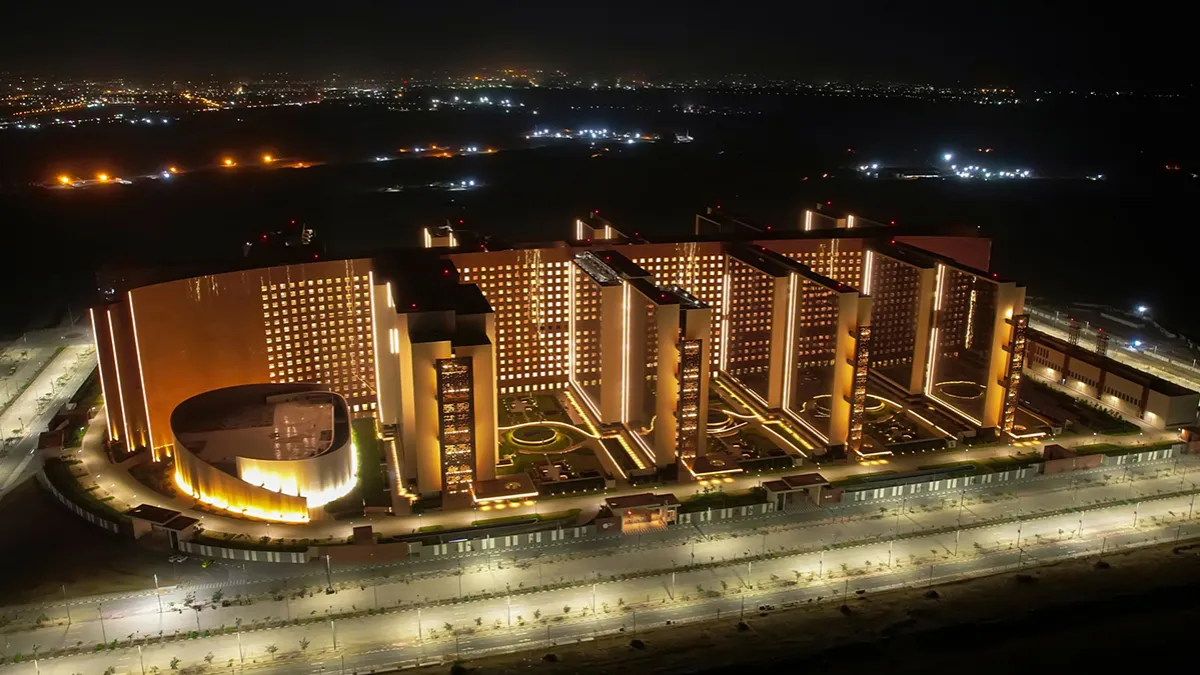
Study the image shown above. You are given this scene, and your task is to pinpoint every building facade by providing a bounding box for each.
[93,217,1018,520]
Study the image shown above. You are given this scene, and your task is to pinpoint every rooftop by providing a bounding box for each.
[1029,328,1196,397]
[171,384,350,463]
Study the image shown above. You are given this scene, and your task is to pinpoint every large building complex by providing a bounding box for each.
[92,212,1038,521]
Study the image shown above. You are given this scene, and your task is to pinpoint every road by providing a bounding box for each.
[7,462,1199,674]
[0,344,97,498]
[4,453,1198,666]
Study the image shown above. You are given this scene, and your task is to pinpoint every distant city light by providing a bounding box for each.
[222,158,235,167]
[96,172,109,182]
[1136,305,1149,315]
[262,154,274,163]
[1134,339,1144,347]
[57,175,71,185]
[943,152,953,161]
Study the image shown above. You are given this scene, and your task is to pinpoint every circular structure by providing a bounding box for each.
[810,395,833,417]
[511,425,558,446]
[170,383,358,523]
[707,409,731,427]
[935,380,986,400]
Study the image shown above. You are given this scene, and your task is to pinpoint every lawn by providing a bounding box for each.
[678,488,766,513]
[1073,440,1178,456]
[471,508,582,527]
[352,417,390,508]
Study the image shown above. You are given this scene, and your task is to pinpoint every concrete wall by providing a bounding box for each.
[36,470,123,535]
[845,466,1041,503]
[173,440,310,521]
[676,501,775,524]
[178,541,307,564]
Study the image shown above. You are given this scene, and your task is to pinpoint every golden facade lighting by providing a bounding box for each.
[804,210,813,231]
[89,308,118,441]
[862,250,875,296]
[128,295,156,455]
[368,270,385,422]
[106,309,132,447]
[719,271,731,371]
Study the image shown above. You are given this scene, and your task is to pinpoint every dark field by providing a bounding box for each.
[1,92,1197,339]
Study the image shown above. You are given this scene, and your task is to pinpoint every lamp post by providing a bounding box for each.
[329,619,337,649]
[154,574,162,613]
[99,603,107,644]
[61,584,70,625]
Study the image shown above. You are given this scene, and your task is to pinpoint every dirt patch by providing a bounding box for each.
[0,481,173,603]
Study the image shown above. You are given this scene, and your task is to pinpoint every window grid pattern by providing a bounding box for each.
[262,276,376,413]
[459,255,571,394]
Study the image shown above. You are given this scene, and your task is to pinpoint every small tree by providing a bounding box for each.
[170,656,181,671]
[211,589,224,605]
[183,592,196,606]
[563,605,571,615]
[266,644,278,659]
[299,637,310,652]
[104,668,116,675]
[204,652,214,664]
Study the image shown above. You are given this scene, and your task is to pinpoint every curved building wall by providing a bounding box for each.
[236,438,357,508]
[96,259,377,455]
[170,385,358,522]
[172,440,310,522]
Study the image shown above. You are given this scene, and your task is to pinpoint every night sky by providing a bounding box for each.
[0,1,1190,86]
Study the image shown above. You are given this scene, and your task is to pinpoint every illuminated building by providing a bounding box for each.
[92,210,1019,520]
[720,244,872,457]
[170,384,357,522]
[565,250,712,475]
[863,241,1028,435]
[369,267,497,504]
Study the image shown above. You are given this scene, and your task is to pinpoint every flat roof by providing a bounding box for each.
[762,473,830,492]
[1029,328,1196,397]
[889,240,1010,284]
[589,249,650,280]
[171,384,351,463]
[867,239,938,270]
[730,243,856,293]
[126,504,181,524]
[163,515,200,531]
[606,492,681,510]
[697,209,761,233]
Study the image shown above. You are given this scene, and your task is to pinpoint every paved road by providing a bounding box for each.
[10,474,1199,675]
[0,344,97,497]
[4,455,1197,660]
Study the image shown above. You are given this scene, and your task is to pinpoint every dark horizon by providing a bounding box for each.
[1,1,1193,88]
